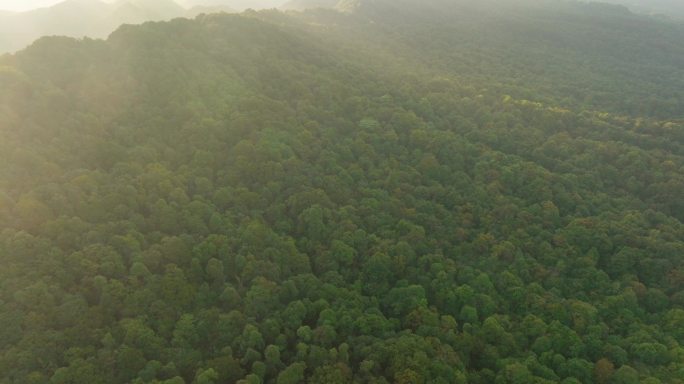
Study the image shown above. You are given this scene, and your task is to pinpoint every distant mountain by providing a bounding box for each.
[102,0,187,27]
[280,0,338,11]
[0,0,237,54]
[599,0,684,19]
[185,4,236,17]
[0,0,110,53]
[180,0,284,11]
[126,0,187,18]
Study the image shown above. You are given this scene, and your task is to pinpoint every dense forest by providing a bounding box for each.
[0,0,683,383]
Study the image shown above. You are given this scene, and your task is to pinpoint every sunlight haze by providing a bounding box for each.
[0,0,285,12]
[0,0,65,11]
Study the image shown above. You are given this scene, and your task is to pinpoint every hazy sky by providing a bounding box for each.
[3,0,681,16]
[0,0,64,11]
[0,0,286,11]
[0,0,119,11]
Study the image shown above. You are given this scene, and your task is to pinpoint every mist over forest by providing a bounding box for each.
[0,0,683,383]
[599,0,684,18]
[1,0,684,54]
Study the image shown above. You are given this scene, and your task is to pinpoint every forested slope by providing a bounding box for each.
[288,0,684,118]
[0,1,683,383]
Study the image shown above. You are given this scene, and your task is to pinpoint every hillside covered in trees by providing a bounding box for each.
[0,0,683,383]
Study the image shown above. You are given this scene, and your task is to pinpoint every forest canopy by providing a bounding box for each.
[0,1,683,383]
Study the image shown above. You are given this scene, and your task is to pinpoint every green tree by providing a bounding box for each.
[277,363,306,384]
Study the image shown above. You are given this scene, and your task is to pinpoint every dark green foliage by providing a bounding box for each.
[0,1,683,383]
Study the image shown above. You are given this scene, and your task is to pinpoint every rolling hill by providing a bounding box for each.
[0,1,683,383]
